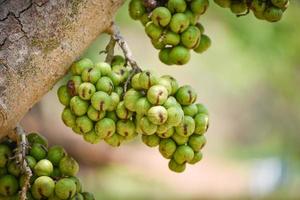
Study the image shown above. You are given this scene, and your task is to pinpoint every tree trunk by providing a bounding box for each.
[0,0,124,138]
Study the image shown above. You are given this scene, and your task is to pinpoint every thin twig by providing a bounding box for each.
[101,36,116,64]
[15,125,32,200]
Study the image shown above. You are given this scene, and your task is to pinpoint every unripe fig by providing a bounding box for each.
[140,13,150,26]
[196,103,209,115]
[135,97,152,116]
[156,123,170,134]
[251,0,266,13]
[184,10,198,25]
[147,106,168,125]
[160,75,179,95]
[168,0,187,13]
[168,159,186,173]
[49,194,62,200]
[84,130,101,144]
[69,176,82,193]
[31,176,55,199]
[95,118,116,139]
[72,126,84,135]
[151,39,165,49]
[61,108,76,128]
[47,145,66,166]
[175,116,195,137]
[172,133,189,145]
[188,151,203,164]
[34,159,53,176]
[138,71,159,89]
[124,89,142,112]
[131,73,142,90]
[191,0,209,15]
[175,85,197,105]
[214,0,231,8]
[104,133,124,147]
[71,193,84,200]
[50,167,61,179]
[55,178,77,199]
[107,92,120,112]
[159,138,177,159]
[78,83,96,100]
[173,145,194,164]
[0,144,12,168]
[145,22,163,40]
[271,0,288,8]
[81,67,101,84]
[147,85,168,105]
[94,62,111,76]
[111,55,126,67]
[67,76,82,96]
[230,0,247,14]
[108,71,123,86]
[87,106,106,121]
[169,13,189,33]
[188,134,206,151]
[116,101,133,120]
[264,6,283,22]
[195,22,205,34]
[106,111,118,122]
[151,7,171,27]
[194,113,209,134]
[70,58,93,75]
[169,46,191,65]
[112,65,129,82]
[96,77,114,94]
[116,120,136,137]
[157,127,175,138]
[142,134,160,147]
[30,143,47,161]
[82,192,95,200]
[26,155,37,169]
[0,175,18,196]
[7,161,20,177]
[183,104,198,117]
[76,116,93,134]
[159,48,173,65]
[114,86,124,97]
[139,117,158,135]
[91,91,111,111]
[129,0,146,20]
[253,10,265,20]
[57,85,72,106]
[0,167,7,176]
[163,31,180,48]
[166,106,184,127]
[194,34,211,53]
[70,96,89,116]
[59,156,79,176]
[181,26,201,49]
[157,78,172,95]
[27,133,48,147]
[135,114,144,135]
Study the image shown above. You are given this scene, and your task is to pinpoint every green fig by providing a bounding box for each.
[169,46,191,65]
[69,176,82,193]
[131,73,143,90]
[183,104,198,117]
[83,130,101,144]
[72,126,84,135]
[191,0,209,15]
[26,155,37,169]
[173,145,194,164]
[76,116,93,134]
[31,176,55,199]
[71,193,84,200]
[196,103,209,115]
[70,58,93,75]
[47,145,66,166]
[87,106,106,121]
[7,161,20,177]
[34,159,53,176]
[70,96,89,116]
[55,178,77,199]
[168,159,186,173]
[57,85,72,106]
[116,101,133,120]
[230,0,247,14]
[168,0,187,13]
[172,133,189,145]
[78,82,96,100]
[188,151,203,164]
[107,92,120,112]
[67,76,82,96]
[169,13,190,33]
[271,0,288,8]
[104,133,124,147]
[106,111,118,122]
[111,55,126,67]
[163,31,180,46]
[251,0,266,13]
[129,0,146,20]
[214,0,231,8]
[159,48,173,65]
[184,10,198,25]
[81,67,101,84]
[194,34,211,53]
[30,143,47,161]
[157,78,172,95]
[163,96,180,109]
[82,192,95,200]
[96,77,114,94]
[195,22,205,34]
[0,144,12,168]
[94,62,111,76]
[142,134,160,147]
[166,106,184,127]
[91,91,111,111]
[124,89,142,112]
[264,6,283,22]
[188,134,206,151]
[61,107,76,128]
[175,116,195,137]
[95,118,116,139]
[139,116,158,135]
[194,113,209,134]
[0,175,18,196]
[156,123,170,134]
[145,22,163,41]
[147,85,169,105]
[151,7,171,27]
[156,127,175,138]
[151,39,165,50]
[147,106,168,125]
[159,138,177,159]
[175,85,197,106]
[160,75,179,95]
[116,120,136,137]
[181,25,201,49]
[108,71,123,86]
[140,13,150,26]
[135,97,152,116]
[50,167,61,179]
[59,156,79,176]
[27,133,48,147]
[138,71,159,89]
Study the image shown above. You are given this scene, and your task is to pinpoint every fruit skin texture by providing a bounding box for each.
[151,7,172,27]
[84,130,101,144]
[0,175,19,196]
[104,133,124,147]
[169,46,191,65]
[166,106,184,127]
[70,96,89,116]
[214,0,231,8]
[75,116,93,134]
[169,159,186,173]
[0,144,12,168]
[95,118,116,139]
[173,145,195,164]
[124,89,142,112]
[168,0,187,13]
[57,85,71,106]
[159,138,177,159]
[169,13,189,33]
[139,117,158,135]
[116,120,136,137]
[27,133,48,147]
[71,58,93,75]
[181,26,201,49]
[129,0,146,20]
[78,83,96,100]
[55,178,77,199]
[188,151,203,164]
[59,156,79,177]
[176,85,197,106]
[135,97,152,116]
[194,34,211,53]
[147,106,168,125]
[31,176,55,199]
[91,91,111,112]
[188,134,206,151]
[61,108,76,128]
[30,143,47,161]
[81,67,101,84]
[147,85,169,105]
[142,134,160,147]
[138,71,159,89]
[194,113,209,134]
[159,48,173,65]
[47,146,66,166]
[191,0,209,15]
[96,77,114,94]
[264,6,283,22]
[34,159,53,176]
[172,133,189,145]
[175,115,195,137]
[183,104,198,117]
[82,192,95,200]
[95,62,111,76]
[145,22,163,41]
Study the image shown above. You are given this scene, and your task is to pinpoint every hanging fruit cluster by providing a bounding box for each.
[214,0,289,22]
[0,133,94,200]
[129,0,211,65]
[57,56,209,172]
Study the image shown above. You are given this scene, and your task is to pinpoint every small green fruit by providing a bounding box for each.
[30,143,47,161]
[124,89,142,112]
[138,71,159,89]
[107,92,120,112]
[129,0,146,20]
[151,39,165,49]
[188,151,203,164]
[161,75,179,95]
[168,0,187,13]
[31,176,55,199]
[26,156,37,169]
[108,72,123,86]
[0,175,18,196]
[104,133,124,147]
[82,192,95,200]
[106,111,118,122]
[147,85,169,105]
[67,76,82,96]
[166,106,184,127]
[271,0,288,8]
[151,7,172,27]
[57,85,72,106]
[50,167,61,179]
[175,85,197,105]
[172,133,189,145]
[183,104,198,117]
[70,96,89,116]
[61,108,76,128]
[83,130,101,144]
[191,0,209,15]
[147,106,168,125]
[142,134,160,147]
[81,67,101,84]
[156,127,174,138]
[214,0,231,8]
[59,156,79,176]
[194,113,209,134]
[69,176,82,193]
[230,0,247,14]
[95,118,116,139]
[135,97,152,116]
[168,159,186,173]
[188,134,206,151]
[87,106,106,121]
[34,159,53,176]
[159,48,173,65]
[175,116,195,137]
[140,13,150,26]
[181,26,201,49]
[196,103,209,115]
[96,77,114,94]
[169,13,189,33]
[94,62,111,76]
[157,78,172,95]
[91,91,111,111]
[111,55,126,67]
[71,193,84,200]
[27,133,48,147]
[76,116,93,134]
[78,83,96,100]
[0,144,12,168]
[131,73,142,90]
[195,22,205,34]
[55,178,77,199]
[173,145,194,164]
[159,138,177,159]
[184,10,198,25]
[47,145,66,166]
[116,101,133,120]
[156,123,170,134]
[116,120,136,137]
[139,117,158,135]
[7,161,20,177]
[194,34,211,53]
[70,58,93,75]
[251,0,266,12]
[264,6,283,22]
[169,46,191,65]
[145,22,163,40]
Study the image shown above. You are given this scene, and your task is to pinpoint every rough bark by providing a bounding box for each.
[0,0,124,138]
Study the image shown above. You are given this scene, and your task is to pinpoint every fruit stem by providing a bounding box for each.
[15,125,32,200]
[102,36,116,64]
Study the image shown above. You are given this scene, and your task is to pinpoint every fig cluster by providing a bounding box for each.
[214,0,289,22]
[129,0,211,65]
[58,57,209,172]
[0,133,95,200]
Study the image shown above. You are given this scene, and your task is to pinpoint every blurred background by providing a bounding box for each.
[21,1,300,199]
